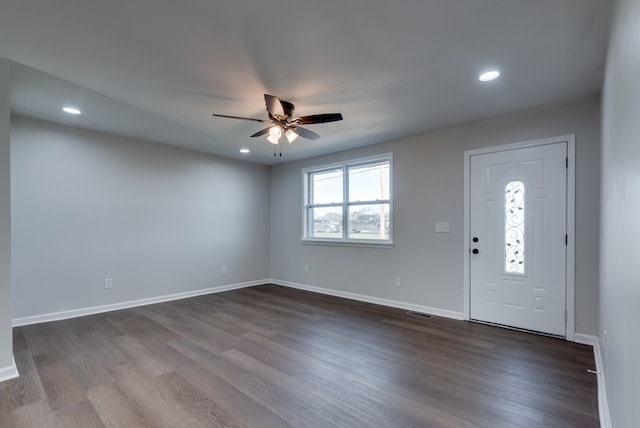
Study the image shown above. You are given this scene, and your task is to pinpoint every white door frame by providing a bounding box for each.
[463,135,576,341]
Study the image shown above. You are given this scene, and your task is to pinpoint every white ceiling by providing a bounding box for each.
[1,0,611,165]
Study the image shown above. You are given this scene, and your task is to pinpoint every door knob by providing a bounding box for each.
[472,248,479,254]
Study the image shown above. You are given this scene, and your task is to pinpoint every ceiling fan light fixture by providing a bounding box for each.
[267,125,283,144]
[285,129,298,143]
[269,125,282,138]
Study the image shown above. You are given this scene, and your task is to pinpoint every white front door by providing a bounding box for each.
[469,142,567,336]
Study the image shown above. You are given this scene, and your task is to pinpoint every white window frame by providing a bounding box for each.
[302,153,393,246]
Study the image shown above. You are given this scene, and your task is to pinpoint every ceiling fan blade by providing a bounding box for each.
[264,94,285,120]
[212,113,271,124]
[297,113,343,125]
[294,126,321,141]
[250,127,271,138]
[280,100,295,118]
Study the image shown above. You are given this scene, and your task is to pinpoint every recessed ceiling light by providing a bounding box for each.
[62,106,81,115]
[239,148,250,154]
[479,70,500,82]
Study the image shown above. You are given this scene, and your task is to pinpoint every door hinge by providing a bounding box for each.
[565,234,568,245]
[566,157,569,168]
[565,310,568,322]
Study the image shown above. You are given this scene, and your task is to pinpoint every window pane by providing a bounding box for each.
[348,204,390,240]
[505,181,525,274]
[310,207,343,238]
[348,162,390,202]
[310,168,343,205]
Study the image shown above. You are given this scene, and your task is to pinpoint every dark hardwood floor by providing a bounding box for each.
[0,284,599,427]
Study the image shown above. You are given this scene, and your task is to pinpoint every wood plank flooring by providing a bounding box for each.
[0,284,599,427]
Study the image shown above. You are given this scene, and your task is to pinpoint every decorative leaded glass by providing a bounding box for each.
[505,181,525,274]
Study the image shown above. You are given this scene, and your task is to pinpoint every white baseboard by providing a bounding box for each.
[270,279,465,320]
[574,333,598,347]
[0,357,19,382]
[574,334,611,428]
[12,279,267,327]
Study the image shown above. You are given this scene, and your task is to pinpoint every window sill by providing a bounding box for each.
[301,238,394,248]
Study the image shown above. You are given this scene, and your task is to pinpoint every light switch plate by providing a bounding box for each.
[435,222,450,233]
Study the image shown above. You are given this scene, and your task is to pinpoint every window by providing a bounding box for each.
[303,154,392,244]
[505,180,525,274]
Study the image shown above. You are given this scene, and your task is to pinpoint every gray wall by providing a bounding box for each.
[271,96,600,336]
[600,0,640,425]
[11,116,271,319]
[0,59,13,373]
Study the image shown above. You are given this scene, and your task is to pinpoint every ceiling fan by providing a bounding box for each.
[213,94,343,146]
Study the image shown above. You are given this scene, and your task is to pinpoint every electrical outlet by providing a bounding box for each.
[304,265,309,273]
[221,265,227,274]
[104,278,113,289]
[395,276,401,287]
